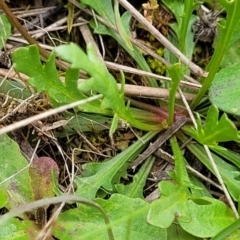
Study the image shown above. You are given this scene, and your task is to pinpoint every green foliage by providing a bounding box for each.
[74,131,158,199]
[221,41,240,68]
[52,194,167,240]
[13,43,166,131]
[0,218,39,239]
[0,134,34,208]
[162,0,197,59]
[179,197,235,238]
[148,182,189,228]
[0,188,8,208]
[54,43,166,131]
[147,48,166,75]
[115,156,155,199]
[87,0,159,88]
[210,145,240,169]
[0,135,39,238]
[192,0,240,109]
[147,57,166,75]
[148,135,191,230]
[12,45,104,113]
[2,0,240,239]
[167,63,185,125]
[148,134,236,238]
[178,132,240,202]
[183,105,240,145]
[0,14,11,50]
[209,63,240,116]
[211,218,240,240]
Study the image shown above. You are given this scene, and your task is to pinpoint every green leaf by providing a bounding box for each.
[90,11,159,88]
[0,188,8,208]
[52,194,167,240]
[211,217,240,240]
[0,218,39,239]
[162,0,197,58]
[109,113,119,136]
[147,184,190,228]
[210,145,240,169]
[221,40,240,68]
[80,0,154,87]
[55,43,165,131]
[188,175,212,198]
[170,135,193,189]
[74,131,158,199]
[29,157,59,200]
[178,133,240,201]
[80,0,115,25]
[191,0,240,109]
[55,112,114,137]
[179,197,235,238]
[0,14,11,50]
[12,45,103,113]
[0,134,34,208]
[0,78,31,99]
[227,18,240,49]
[115,156,155,199]
[167,224,201,240]
[113,0,133,51]
[209,63,240,116]
[183,105,240,144]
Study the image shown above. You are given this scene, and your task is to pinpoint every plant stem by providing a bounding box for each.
[178,0,194,53]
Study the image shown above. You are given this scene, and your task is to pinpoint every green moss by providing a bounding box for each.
[147,48,166,75]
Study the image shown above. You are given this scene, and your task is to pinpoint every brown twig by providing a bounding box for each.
[130,117,187,170]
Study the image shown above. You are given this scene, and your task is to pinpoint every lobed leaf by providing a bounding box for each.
[55,43,166,131]
[183,105,240,144]
[12,45,103,113]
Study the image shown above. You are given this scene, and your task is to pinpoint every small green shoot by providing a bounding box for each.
[167,63,185,125]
